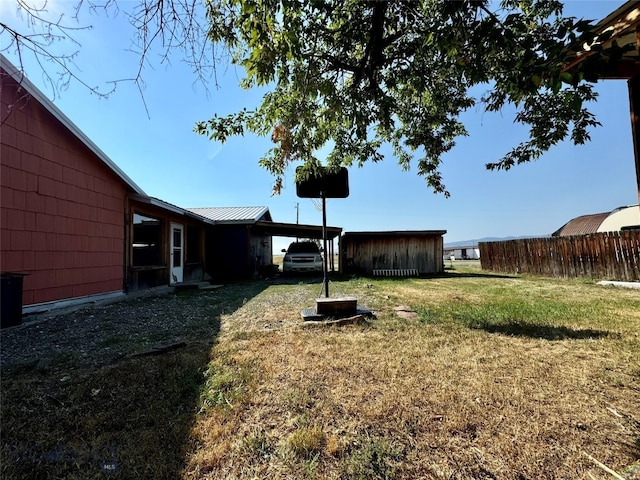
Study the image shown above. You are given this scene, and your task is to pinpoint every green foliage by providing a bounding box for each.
[240,429,273,459]
[344,433,403,480]
[199,358,251,411]
[282,387,315,414]
[194,0,629,195]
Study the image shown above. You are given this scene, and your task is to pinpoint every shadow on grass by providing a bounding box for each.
[437,270,519,280]
[470,321,612,340]
[0,281,269,479]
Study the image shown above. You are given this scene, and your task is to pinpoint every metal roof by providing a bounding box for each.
[553,205,640,236]
[0,54,146,196]
[552,212,610,237]
[132,202,341,239]
[187,206,272,224]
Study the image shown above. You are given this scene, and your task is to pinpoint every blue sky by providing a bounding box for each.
[2,0,636,252]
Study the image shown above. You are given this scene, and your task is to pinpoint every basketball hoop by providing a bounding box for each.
[295,166,349,299]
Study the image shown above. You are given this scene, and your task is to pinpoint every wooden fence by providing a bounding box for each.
[479,230,640,281]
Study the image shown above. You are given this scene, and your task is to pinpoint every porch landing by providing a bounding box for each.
[172,282,224,292]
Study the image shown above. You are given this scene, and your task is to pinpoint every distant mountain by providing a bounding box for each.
[444,235,549,248]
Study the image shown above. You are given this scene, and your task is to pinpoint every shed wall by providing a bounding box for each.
[206,225,250,281]
[205,225,272,281]
[1,73,127,305]
[342,235,444,274]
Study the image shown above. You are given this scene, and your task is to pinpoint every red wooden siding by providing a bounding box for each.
[1,73,127,305]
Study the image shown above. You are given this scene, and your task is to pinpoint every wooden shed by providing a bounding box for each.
[340,230,447,276]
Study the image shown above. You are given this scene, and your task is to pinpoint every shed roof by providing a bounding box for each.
[187,206,272,224]
[343,230,447,239]
[0,54,146,195]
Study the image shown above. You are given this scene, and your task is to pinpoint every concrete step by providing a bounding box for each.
[173,281,223,292]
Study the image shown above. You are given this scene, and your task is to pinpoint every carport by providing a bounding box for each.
[254,221,342,271]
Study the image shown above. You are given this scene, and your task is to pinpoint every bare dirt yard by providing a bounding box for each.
[1,265,639,479]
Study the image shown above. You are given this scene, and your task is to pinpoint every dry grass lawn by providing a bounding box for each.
[2,264,639,479]
[184,266,639,479]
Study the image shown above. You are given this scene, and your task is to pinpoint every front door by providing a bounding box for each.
[170,223,184,284]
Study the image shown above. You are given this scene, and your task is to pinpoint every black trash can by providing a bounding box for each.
[1,273,28,329]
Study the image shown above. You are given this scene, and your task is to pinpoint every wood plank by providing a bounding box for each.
[480,232,640,281]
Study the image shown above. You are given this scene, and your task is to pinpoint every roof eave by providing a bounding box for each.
[563,1,640,77]
[129,194,216,225]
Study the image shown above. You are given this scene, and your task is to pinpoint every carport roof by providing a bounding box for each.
[187,206,342,239]
[254,221,342,240]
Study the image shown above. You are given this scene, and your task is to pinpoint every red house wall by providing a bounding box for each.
[1,72,127,306]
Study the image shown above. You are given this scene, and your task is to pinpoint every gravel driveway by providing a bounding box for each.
[0,287,232,373]
[1,276,350,374]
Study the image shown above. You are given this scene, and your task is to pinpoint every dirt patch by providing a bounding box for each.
[393,305,419,320]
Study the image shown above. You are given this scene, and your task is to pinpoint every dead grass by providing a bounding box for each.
[2,266,639,479]
[184,267,639,479]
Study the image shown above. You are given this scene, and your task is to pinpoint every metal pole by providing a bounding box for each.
[296,202,299,242]
[322,195,329,298]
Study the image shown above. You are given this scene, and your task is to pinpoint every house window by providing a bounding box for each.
[186,225,202,263]
[133,213,162,266]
